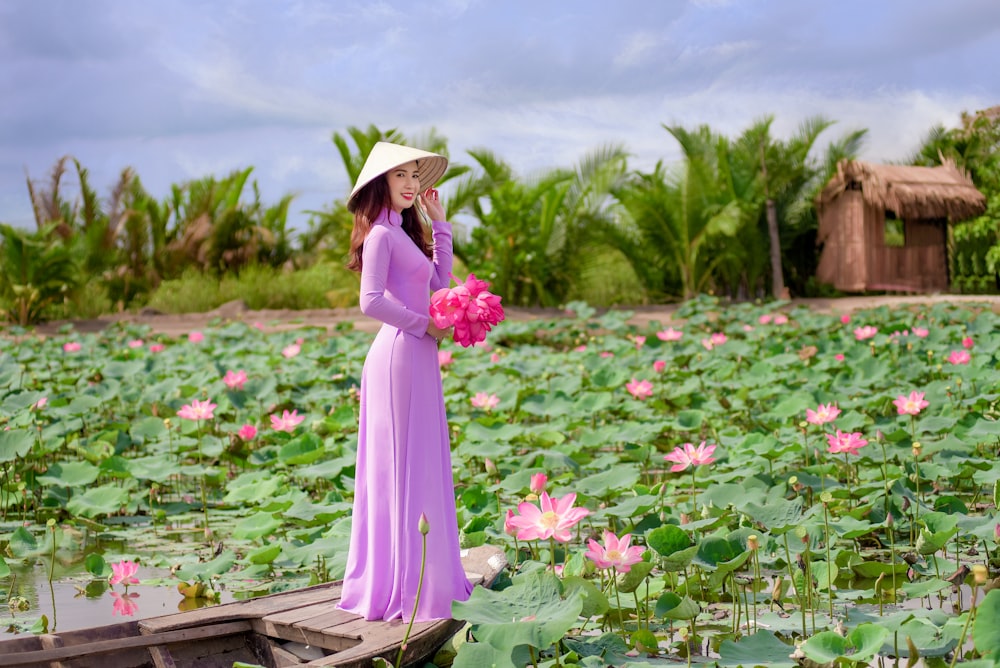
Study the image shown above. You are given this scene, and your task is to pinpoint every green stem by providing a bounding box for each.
[949,584,979,668]
[783,533,806,636]
[395,531,428,668]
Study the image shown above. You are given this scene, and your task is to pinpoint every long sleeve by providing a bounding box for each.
[359,227,430,337]
[429,220,454,291]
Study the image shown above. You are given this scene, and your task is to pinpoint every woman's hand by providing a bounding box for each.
[427,321,452,343]
[417,188,445,222]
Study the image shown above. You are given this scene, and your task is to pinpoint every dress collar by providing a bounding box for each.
[375,208,403,228]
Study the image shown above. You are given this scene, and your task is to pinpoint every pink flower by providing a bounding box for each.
[664,442,717,472]
[947,350,971,365]
[600,351,614,358]
[188,331,204,344]
[237,424,257,440]
[270,409,305,433]
[127,339,144,349]
[911,327,929,338]
[438,350,453,366]
[585,530,646,573]
[743,324,755,332]
[504,509,518,537]
[149,343,165,353]
[773,314,788,325]
[110,591,140,617]
[656,327,683,342]
[834,353,845,362]
[826,430,868,456]
[529,473,547,495]
[893,391,929,416]
[176,399,216,421]
[854,326,878,341]
[634,335,646,349]
[758,314,773,325]
[223,370,248,390]
[31,397,48,411]
[574,345,587,353]
[282,343,301,358]
[508,491,590,543]
[806,403,841,426]
[490,352,501,363]
[470,392,500,411]
[63,342,81,353]
[109,560,140,586]
[962,336,974,350]
[626,378,653,400]
[840,314,851,324]
[430,273,505,347]
[653,360,666,373]
[702,332,727,350]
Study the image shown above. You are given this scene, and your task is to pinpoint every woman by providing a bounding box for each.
[337,142,473,622]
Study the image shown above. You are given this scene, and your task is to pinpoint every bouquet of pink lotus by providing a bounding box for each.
[430,273,505,347]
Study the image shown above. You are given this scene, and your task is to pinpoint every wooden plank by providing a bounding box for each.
[249,619,358,653]
[302,619,464,668]
[0,621,252,667]
[284,608,360,634]
[37,634,66,668]
[148,645,177,668]
[140,582,341,634]
[260,598,353,627]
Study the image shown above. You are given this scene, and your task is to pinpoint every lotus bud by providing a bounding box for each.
[418,512,430,536]
[747,535,759,551]
[972,564,988,585]
[995,523,1000,541]
[912,442,922,458]
[529,473,547,495]
[484,458,497,476]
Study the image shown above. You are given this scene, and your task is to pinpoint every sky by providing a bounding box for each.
[2,0,998,234]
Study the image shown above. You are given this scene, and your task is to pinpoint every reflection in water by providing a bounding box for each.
[110,591,140,616]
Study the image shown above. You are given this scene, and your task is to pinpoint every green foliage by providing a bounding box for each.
[144,262,356,313]
[0,222,80,324]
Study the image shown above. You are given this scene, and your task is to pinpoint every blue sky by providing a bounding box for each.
[2,0,998,232]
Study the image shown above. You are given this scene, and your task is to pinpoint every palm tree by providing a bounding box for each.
[0,223,80,325]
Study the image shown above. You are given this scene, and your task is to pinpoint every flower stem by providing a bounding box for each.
[395,530,428,668]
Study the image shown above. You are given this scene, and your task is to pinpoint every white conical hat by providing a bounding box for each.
[347,141,448,209]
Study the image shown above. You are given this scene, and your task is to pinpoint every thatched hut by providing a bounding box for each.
[815,159,986,293]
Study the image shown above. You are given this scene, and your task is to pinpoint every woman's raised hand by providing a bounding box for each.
[417,188,445,222]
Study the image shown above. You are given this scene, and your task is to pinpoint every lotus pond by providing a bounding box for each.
[2,296,1000,667]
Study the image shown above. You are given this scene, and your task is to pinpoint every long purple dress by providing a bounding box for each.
[338,207,473,622]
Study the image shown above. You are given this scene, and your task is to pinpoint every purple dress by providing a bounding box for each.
[338,207,473,622]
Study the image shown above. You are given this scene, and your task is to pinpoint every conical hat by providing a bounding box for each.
[347,142,448,209]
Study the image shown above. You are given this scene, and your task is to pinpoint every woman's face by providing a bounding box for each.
[385,161,421,213]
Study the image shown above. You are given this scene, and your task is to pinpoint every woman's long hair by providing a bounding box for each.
[347,174,431,272]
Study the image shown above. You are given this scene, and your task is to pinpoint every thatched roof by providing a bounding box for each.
[816,159,986,221]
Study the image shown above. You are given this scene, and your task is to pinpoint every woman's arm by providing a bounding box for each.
[429,219,453,291]
[359,228,430,337]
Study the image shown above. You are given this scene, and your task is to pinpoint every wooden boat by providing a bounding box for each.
[0,545,506,668]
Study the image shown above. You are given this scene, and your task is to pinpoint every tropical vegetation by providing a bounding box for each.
[1,107,997,326]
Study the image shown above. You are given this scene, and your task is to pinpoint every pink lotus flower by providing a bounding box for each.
[758,314,773,325]
[626,378,653,400]
[490,352,501,363]
[109,560,140,586]
[237,424,257,440]
[656,327,683,341]
[893,391,929,416]
[653,360,666,373]
[110,591,140,617]
[826,430,868,456]
[63,342,81,353]
[177,399,216,421]
[270,409,305,432]
[600,351,614,358]
[962,336,974,349]
[634,335,646,349]
[773,314,788,325]
[282,342,301,358]
[438,350,453,366]
[947,350,971,365]
[743,324,755,332]
[149,343,165,353]
[664,442,717,472]
[529,473,547,495]
[584,530,646,573]
[31,397,48,411]
[854,326,878,341]
[508,491,590,543]
[188,331,204,344]
[701,332,727,350]
[127,339,144,349]
[470,392,500,411]
[911,327,929,338]
[834,353,845,362]
[504,509,518,537]
[806,403,841,426]
[430,273,505,347]
[840,314,851,324]
[574,345,587,353]
[223,369,248,390]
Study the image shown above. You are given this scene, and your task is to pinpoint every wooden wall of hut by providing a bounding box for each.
[816,188,867,291]
[864,210,948,292]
